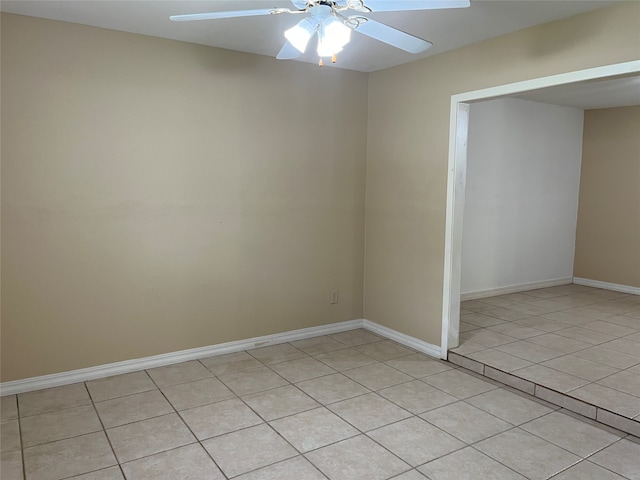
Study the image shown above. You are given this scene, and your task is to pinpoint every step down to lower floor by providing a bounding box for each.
[448,351,640,437]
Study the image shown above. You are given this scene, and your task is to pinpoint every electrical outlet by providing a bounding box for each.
[330,290,339,304]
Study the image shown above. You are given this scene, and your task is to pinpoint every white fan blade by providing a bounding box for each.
[170,9,277,22]
[277,41,303,59]
[290,0,308,8]
[353,19,432,53]
[353,0,470,12]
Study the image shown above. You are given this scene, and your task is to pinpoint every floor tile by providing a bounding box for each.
[268,356,336,383]
[482,308,532,322]
[495,340,565,363]
[520,411,621,457]
[0,396,18,422]
[23,432,116,480]
[465,388,555,425]
[513,365,589,393]
[242,385,319,421]
[486,323,546,339]
[121,443,224,480]
[378,380,458,414]
[368,417,465,467]
[421,369,497,399]
[95,389,173,428]
[475,295,519,308]
[624,331,640,342]
[199,351,262,375]
[475,428,580,480]
[0,450,23,480]
[460,312,506,328]
[448,341,487,355]
[305,435,410,480]
[551,461,626,480]
[589,439,640,480]
[526,333,591,354]
[0,420,20,453]
[342,363,412,390]
[290,335,347,356]
[561,307,616,321]
[235,456,327,480]
[314,348,377,371]
[514,317,573,332]
[328,392,411,431]
[179,398,263,440]
[541,355,620,382]
[202,424,297,478]
[467,349,533,372]
[18,383,91,417]
[627,363,640,375]
[296,373,370,405]
[541,311,595,325]
[106,413,195,463]
[459,321,480,333]
[417,447,526,480]
[248,343,307,365]
[146,360,212,387]
[461,300,496,312]
[69,467,125,479]
[328,329,384,347]
[270,407,359,453]
[570,383,640,418]
[354,340,413,361]
[391,470,429,480]
[605,314,640,329]
[86,372,156,402]
[460,330,517,348]
[508,303,558,316]
[420,401,512,443]
[385,354,453,378]
[160,377,235,411]
[553,326,619,345]
[573,345,640,369]
[600,338,640,357]
[21,404,102,447]
[597,370,640,397]
[218,365,288,396]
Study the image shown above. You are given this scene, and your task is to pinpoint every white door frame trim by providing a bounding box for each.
[441,60,640,358]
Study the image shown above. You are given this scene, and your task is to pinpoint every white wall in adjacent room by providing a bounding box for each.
[461,97,584,296]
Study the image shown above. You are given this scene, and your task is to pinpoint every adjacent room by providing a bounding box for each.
[1,1,639,479]
[450,78,640,428]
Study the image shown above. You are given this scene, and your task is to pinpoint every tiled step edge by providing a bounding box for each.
[448,351,640,437]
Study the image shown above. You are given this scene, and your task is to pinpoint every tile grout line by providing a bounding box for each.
[143,366,232,480]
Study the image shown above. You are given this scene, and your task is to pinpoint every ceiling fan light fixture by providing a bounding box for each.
[284,18,318,53]
[317,17,351,57]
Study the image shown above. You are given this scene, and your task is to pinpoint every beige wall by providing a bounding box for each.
[574,106,640,288]
[365,3,640,345]
[1,14,368,381]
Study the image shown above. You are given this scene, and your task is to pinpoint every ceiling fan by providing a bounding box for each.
[171,0,470,65]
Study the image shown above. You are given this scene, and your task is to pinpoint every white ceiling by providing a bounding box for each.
[515,76,640,109]
[0,0,621,72]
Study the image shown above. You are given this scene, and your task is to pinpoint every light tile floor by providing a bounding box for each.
[1,327,638,479]
[452,284,640,435]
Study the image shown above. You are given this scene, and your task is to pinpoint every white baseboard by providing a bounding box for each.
[1,318,448,396]
[461,277,573,301]
[0,319,364,396]
[573,277,640,296]
[363,319,442,359]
